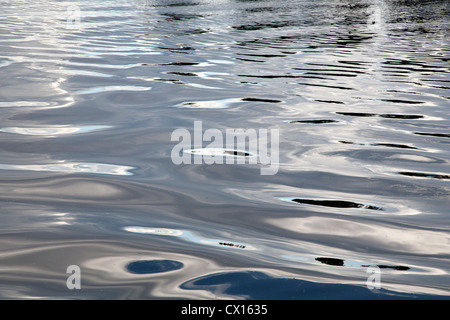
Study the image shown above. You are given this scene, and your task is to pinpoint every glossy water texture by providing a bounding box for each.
[0,0,449,299]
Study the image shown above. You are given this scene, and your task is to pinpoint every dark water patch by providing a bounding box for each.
[233,21,298,32]
[306,62,368,70]
[127,260,184,274]
[242,97,282,103]
[414,132,450,139]
[290,120,338,124]
[339,141,418,150]
[368,143,418,150]
[370,265,410,271]
[336,60,370,67]
[315,100,345,104]
[380,99,424,104]
[218,242,246,249]
[428,85,450,90]
[382,62,447,74]
[297,75,329,80]
[317,258,410,271]
[316,257,344,266]
[244,6,284,14]
[379,114,424,119]
[223,150,252,157]
[157,46,196,53]
[148,1,203,8]
[186,148,254,157]
[382,58,445,70]
[152,78,185,85]
[386,89,420,95]
[303,72,358,78]
[398,172,450,180]
[325,34,374,48]
[238,74,300,79]
[421,79,450,83]
[293,67,366,75]
[166,72,198,77]
[297,82,354,90]
[336,112,377,117]
[235,58,265,63]
[156,62,200,66]
[336,112,424,119]
[160,13,205,21]
[291,199,383,211]
[236,53,287,58]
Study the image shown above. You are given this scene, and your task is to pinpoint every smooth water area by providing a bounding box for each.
[0,0,449,299]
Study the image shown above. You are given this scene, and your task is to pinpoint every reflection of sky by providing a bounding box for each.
[77,85,151,95]
[0,162,134,176]
[0,125,111,136]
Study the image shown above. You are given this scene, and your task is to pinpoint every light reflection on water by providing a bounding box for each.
[0,125,111,136]
[0,162,134,176]
[0,0,449,299]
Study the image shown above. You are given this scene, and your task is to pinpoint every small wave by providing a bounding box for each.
[337,112,424,119]
[339,141,418,150]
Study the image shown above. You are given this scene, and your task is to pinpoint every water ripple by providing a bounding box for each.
[0,0,449,299]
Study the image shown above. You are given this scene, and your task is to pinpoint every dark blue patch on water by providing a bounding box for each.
[182,271,450,300]
[127,260,184,274]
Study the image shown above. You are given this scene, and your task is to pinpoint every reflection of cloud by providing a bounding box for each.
[0,101,51,108]
[77,85,151,95]
[0,162,134,176]
[268,216,450,255]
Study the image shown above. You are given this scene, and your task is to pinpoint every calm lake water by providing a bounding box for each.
[0,0,449,299]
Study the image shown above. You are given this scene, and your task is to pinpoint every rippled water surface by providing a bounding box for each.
[1,0,449,299]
